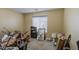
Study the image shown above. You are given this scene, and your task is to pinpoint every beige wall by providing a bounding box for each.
[64,8,79,50]
[24,9,64,37]
[48,9,64,37]
[0,9,24,33]
[0,8,64,38]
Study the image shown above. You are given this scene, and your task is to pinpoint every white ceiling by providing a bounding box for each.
[11,8,55,13]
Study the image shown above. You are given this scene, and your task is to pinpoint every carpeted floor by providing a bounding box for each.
[27,39,56,50]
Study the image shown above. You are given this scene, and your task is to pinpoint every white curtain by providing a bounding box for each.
[32,16,47,32]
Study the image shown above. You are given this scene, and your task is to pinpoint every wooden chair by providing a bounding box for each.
[57,38,66,50]
[64,34,71,50]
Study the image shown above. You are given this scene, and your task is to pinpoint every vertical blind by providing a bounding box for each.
[32,16,48,32]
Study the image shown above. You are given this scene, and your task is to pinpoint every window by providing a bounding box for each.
[32,16,48,32]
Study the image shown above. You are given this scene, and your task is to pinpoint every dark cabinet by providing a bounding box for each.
[31,26,37,38]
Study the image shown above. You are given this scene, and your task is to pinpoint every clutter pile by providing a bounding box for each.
[0,27,30,50]
[51,32,71,50]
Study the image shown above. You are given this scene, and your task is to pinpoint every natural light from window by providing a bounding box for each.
[32,16,48,32]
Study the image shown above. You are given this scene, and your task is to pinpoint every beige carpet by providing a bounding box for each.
[27,39,56,50]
